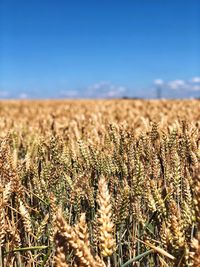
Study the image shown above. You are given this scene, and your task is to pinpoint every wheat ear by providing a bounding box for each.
[56,210,104,267]
[97,176,116,257]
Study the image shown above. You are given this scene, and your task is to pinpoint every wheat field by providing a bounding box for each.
[0,99,199,267]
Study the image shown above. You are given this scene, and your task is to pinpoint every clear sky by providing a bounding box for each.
[0,0,200,98]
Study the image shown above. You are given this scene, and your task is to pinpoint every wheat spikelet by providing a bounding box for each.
[18,199,32,234]
[192,172,200,226]
[97,176,116,257]
[49,192,57,243]
[36,213,49,240]
[2,181,12,206]
[6,222,22,247]
[74,213,90,248]
[150,179,167,219]
[54,246,69,267]
[54,232,69,267]
[190,234,200,267]
[56,210,104,267]
[168,201,185,249]
[0,207,5,246]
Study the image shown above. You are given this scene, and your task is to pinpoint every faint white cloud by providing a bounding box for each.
[154,77,200,96]
[87,81,109,92]
[168,77,200,91]
[59,90,79,98]
[168,80,186,90]
[154,79,164,86]
[19,93,28,99]
[87,81,127,98]
[191,77,200,83]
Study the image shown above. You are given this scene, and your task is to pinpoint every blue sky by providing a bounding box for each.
[0,0,200,98]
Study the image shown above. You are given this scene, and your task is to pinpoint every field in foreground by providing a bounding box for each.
[0,99,199,267]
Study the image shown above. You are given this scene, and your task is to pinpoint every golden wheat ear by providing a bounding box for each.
[190,233,200,267]
[74,213,90,248]
[54,229,69,267]
[54,246,69,267]
[55,209,105,267]
[18,199,32,235]
[97,176,116,258]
